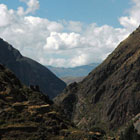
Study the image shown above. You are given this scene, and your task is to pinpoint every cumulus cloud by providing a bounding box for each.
[24,16,63,32]
[18,0,39,15]
[0,4,16,27]
[44,32,86,51]
[62,20,83,33]
[119,0,140,31]
[0,0,140,67]
[43,24,129,67]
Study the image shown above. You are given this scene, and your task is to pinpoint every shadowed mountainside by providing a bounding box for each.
[0,64,107,140]
[0,38,66,98]
[54,26,140,133]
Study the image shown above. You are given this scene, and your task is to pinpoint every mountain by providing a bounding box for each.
[0,38,66,98]
[61,76,84,85]
[0,64,107,140]
[54,26,140,133]
[47,63,99,78]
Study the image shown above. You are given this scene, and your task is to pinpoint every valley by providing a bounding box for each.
[0,18,140,140]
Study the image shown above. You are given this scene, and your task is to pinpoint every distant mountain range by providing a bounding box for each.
[47,63,99,78]
[61,76,84,85]
[0,27,140,139]
[0,38,66,98]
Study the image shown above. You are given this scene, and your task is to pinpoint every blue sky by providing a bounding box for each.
[37,0,130,27]
[0,0,139,67]
[1,0,130,27]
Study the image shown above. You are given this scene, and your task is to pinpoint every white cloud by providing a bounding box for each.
[43,24,129,67]
[70,54,89,67]
[19,0,39,15]
[44,32,86,51]
[17,6,25,16]
[119,0,140,31]
[24,16,63,32]
[119,16,138,31]
[0,0,139,67]
[26,0,39,13]
[62,21,83,33]
[0,4,16,27]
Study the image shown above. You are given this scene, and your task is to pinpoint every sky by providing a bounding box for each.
[0,0,139,67]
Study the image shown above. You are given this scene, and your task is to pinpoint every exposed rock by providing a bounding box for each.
[55,26,140,133]
[133,113,140,135]
[0,64,69,139]
[0,64,106,140]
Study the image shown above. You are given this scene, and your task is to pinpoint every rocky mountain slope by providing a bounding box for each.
[0,38,66,98]
[54,26,140,133]
[0,64,107,140]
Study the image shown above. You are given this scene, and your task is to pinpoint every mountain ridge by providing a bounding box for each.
[0,38,66,98]
[0,64,107,140]
[54,26,140,132]
[61,76,84,85]
[47,63,99,78]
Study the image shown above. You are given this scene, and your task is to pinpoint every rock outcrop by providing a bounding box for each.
[0,64,107,140]
[55,26,140,133]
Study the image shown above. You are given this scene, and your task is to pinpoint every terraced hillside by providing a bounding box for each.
[0,64,106,140]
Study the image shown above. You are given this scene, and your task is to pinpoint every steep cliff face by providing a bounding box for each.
[55,26,140,131]
[0,64,106,140]
[0,38,66,98]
